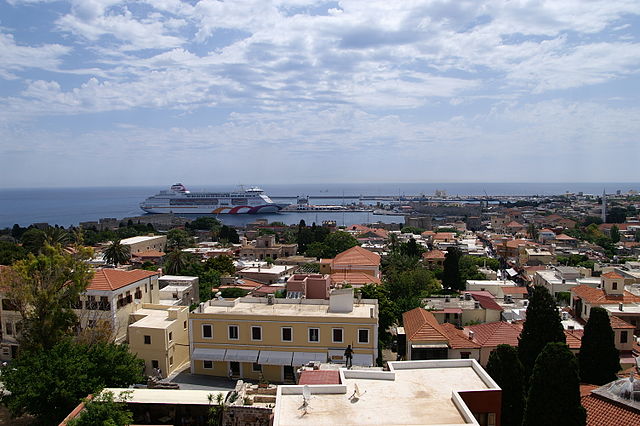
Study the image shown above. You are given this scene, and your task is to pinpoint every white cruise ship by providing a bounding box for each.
[140,183,287,214]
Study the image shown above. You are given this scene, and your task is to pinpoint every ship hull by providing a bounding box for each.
[140,204,287,214]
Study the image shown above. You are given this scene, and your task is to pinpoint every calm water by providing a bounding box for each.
[0,182,637,229]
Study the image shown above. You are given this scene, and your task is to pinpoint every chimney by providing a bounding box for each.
[468,330,475,340]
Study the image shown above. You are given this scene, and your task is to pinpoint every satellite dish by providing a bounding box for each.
[215,291,222,297]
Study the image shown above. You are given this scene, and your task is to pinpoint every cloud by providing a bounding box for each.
[0,33,71,79]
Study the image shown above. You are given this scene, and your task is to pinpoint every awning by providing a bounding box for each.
[258,351,293,366]
[292,352,327,365]
[411,344,449,349]
[352,353,374,367]
[224,349,259,363]
[192,348,226,361]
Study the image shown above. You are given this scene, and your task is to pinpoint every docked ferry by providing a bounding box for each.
[140,183,288,214]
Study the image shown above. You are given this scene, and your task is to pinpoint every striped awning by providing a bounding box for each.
[292,352,327,366]
[258,351,294,366]
[224,349,259,363]
[191,348,226,361]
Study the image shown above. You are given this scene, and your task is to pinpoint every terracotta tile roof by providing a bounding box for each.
[466,322,522,347]
[299,370,340,385]
[421,231,436,237]
[471,293,504,311]
[330,272,381,286]
[332,246,380,267]
[505,239,538,248]
[506,221,524,228]
[581,391,640,426]
[580,384,599,397]
[564,329,583,349]
[602,271,625,280]
[433,232,455,240]
[402,308,449,342]
[422,249,446,259]
[571,284,640,305]
[610,315,635,329]
[440,323,481,349]
[554,233,577,241]
[88,269,158,291]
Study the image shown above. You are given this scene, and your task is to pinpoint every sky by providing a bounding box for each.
[1,0,639,188]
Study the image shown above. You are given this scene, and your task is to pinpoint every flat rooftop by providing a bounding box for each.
[200,298,376,319]
[129,306,182,329]
[274,360,499,426]
[103,388,227,405]
[120,235,164,244]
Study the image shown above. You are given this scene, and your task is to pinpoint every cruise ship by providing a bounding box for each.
[140,183,288,214]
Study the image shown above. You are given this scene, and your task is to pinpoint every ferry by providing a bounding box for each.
[140,183,288,214]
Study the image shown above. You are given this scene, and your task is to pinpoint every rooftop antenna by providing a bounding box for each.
[349,383,366,401]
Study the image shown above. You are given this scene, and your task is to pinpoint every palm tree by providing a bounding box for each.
[103,240,131,267]
[164,250,190,275]
[43,227,70,247]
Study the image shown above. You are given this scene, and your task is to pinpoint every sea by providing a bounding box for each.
[0,182,638,229]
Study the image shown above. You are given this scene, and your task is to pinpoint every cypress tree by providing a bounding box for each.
[579,307,620,385]
[523,342,586,426]
[518,285,565,378]
[486,345,525,426]
[443,247,463,290]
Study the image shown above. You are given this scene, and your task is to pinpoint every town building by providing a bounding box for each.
[238,235,298,261]
[319,246,381,279]
[119,235,167,255]
[237,263,297,285]
[285,274,330,299]
[273,359,502,426]
[425,292,503,326]
[533,266,599,299]
[580,376,640,426]
[158,275,200,305]
[188,289,378,383]
[128,304,190,377]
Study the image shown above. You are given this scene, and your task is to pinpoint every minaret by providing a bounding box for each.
[601,189,607,223]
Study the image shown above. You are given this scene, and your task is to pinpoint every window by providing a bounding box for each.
[169,356,173,366]
[612,282,618,290]
[99,296,110,311]
[152,360,159,369]
[281,327,293,342]
[145,284,148,293]
[87,295,98,310]
[332,328,343,343]
[251,326,262,341]
[252,363,262,372]
[621,331,628,343]
[308,328,319,342]
[358,329,370,344]
[135,287,142,299]
[168,332,173,342]
[183,320,187,330]
[5,322,12,336]
[202,324,213,339]
[203,360,213,369]
[1,299,17,311]
[229,325,239,340]
[144,335,151,345]
[461,352,471,359]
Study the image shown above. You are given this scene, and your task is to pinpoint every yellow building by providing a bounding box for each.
[189,289,378,383]
[128,304,190,377]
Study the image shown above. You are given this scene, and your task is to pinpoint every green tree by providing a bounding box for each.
[400,237,423,258]
[0,340,143,424]
[305,241,330,258]
[43,227,70,247]
[400,226,424,234]
[20,228,45,254]
[522,342,586,426]
[323,231,359,258]
[486,345,525,426]
[205,256,236,275]
[68,391,133,426]
[0,240,27,265]
[442,247,463,290]
[103,239,131,267]
[610,225,621,243]
[527,223,538,240]
[164,250,194,275]
[578,307,620,385]
[1,244,94,351]
[218,225,240,244]
[167,228,194,250]
[188,217,222,231]
[359,284,396,345]
[606,206,627,223]
[518,285,566,379]
[220,287,249,298]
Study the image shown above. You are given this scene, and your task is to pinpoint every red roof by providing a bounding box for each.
[132,250,165,258]
[471,293,504,311]
[602,271,625,280]
[554,234,576,241]
[332,246,380,267]
[581,390,640,426]
[466,322,522,347]
[402,308,449,342]
[564,329,583,349]
[609,316,635,329]
[440,323,481,350]
[423,249,446,260]
[88,269,158,291]
[299,370,340,385]
[571,284,640,305]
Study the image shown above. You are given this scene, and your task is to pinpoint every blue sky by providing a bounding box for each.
[1,0,639,187]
